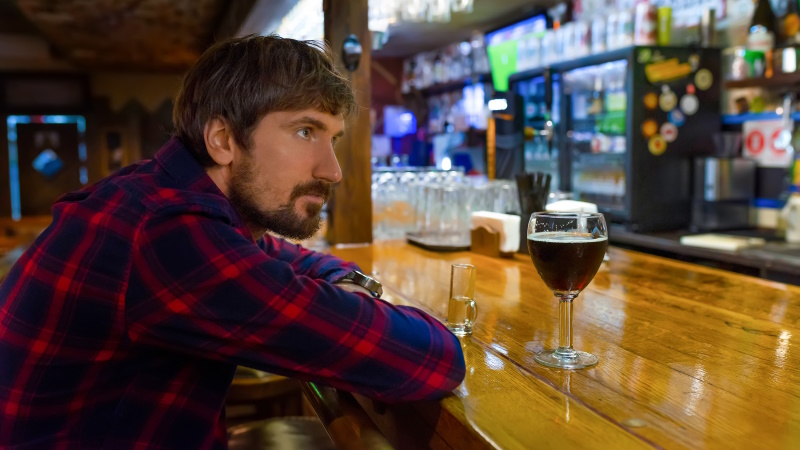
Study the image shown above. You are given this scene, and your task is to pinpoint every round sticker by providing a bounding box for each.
[669,110,686,126]
[642,119,658,138]
[644,92,658,110]
[680,94,699,115]
[638,48,653,64]
[694,69,714,91]
[649,134,667,155]
[659,88,677,112]
[660,122,678,142]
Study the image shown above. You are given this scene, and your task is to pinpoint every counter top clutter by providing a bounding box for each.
[305,240,800,449]
[609,227,800,285]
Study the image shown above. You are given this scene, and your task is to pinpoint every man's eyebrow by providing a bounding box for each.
[286,116,344,138]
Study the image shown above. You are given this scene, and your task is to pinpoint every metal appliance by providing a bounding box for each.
[691,157,756,231]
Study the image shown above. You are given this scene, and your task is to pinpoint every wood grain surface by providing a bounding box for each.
[319,241,800,449]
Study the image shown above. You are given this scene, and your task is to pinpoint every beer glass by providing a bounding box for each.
[527,212,607,369]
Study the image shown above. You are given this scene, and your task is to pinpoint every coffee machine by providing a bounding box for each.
[690,157,756,231]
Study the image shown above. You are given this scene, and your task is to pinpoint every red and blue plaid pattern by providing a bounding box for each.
[0,138,465,449]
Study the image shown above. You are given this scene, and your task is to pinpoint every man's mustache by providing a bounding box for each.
[289,181,335,203]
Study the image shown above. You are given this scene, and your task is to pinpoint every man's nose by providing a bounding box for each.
[314,142,342,184]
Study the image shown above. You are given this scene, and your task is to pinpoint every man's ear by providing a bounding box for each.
[203,117,234,166]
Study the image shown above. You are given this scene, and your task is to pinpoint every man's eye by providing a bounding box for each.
[297,128,312,139]
[331,137,340,146]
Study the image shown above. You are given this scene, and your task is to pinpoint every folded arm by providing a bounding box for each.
[257,234,358,282]
[126,205,465,402]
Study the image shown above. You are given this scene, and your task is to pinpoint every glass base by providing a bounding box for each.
[447,325,472,337]
[534,350,598,369]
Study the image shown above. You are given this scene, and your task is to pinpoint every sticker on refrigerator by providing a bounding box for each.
[638,48,653,63]
[680,93,699,115]
[689,54,700,71]
[660,122,678,142]
[659,86,677,111]
[644,92,658,110]
[695,69,713,90]
[645,58,692,83]
[669,110,686,126]
[648,134,667,155]
[642,119,658,138]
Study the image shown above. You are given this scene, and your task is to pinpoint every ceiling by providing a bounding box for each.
[0,0,556,71]
[6,0,232,71]
[0,0,39,34]
[373,0,557,58]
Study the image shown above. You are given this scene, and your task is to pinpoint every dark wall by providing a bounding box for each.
[371,57,404,134]
[0,71,179,219]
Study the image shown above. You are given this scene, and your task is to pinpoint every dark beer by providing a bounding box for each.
[527,232,608,294]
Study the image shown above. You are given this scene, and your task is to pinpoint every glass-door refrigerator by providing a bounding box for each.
[562,60,628,214]
[561,47,721,232]
[512,74,563,190]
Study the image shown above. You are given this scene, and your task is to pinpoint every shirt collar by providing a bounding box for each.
[154,137,256,241]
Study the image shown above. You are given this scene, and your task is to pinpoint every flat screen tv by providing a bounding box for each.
[485,14,547,92]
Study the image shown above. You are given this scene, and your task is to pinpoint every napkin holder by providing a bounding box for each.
[471,226,515,259]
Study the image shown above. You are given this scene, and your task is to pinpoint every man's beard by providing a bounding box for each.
[228,161,333,240]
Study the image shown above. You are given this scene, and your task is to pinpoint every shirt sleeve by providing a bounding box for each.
[125,204,465,402]
[256,235,358,283]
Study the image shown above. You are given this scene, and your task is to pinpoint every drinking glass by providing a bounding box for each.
[447,264,478,336]
[527,212,608,369]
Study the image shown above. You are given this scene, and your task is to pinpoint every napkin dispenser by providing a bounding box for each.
[470,211,520,258]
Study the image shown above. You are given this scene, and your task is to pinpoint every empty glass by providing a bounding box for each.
[447,263,478,336]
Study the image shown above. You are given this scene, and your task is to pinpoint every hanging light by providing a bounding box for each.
[368,0,475,33]
[451,0,474,13]
[427,0,452,23]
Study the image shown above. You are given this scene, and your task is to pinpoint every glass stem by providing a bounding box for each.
[555,295,577,359]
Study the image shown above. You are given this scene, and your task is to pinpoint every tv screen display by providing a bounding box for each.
[485,14,547,92]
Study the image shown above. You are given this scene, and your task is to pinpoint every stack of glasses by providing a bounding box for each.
[371,167,466,240]
[406,179,521,249]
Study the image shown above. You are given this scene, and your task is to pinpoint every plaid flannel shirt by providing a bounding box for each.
[0,138,465,449]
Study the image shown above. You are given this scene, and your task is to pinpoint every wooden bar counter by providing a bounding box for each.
[304,240,800,449]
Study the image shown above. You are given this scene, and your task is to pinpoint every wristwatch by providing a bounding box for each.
[338,270,383,298]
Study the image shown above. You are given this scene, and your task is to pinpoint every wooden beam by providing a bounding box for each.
[324,0,372,244]
[212,0,258,41]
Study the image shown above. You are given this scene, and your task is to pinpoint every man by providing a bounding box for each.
[0,35,465,449]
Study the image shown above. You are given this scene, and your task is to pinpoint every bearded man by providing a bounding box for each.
[0,35,465,449]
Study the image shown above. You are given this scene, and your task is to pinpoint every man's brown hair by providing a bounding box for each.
[173,34,358,166]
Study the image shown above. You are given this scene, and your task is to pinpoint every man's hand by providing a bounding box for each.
[334,281,375,297]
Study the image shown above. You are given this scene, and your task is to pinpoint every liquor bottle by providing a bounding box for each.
[747,0,778,52]
[782,0,800,45]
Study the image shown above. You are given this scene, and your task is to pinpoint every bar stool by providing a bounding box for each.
[226,367,337,450]
[227,417,336,450]
[225,367,304,426]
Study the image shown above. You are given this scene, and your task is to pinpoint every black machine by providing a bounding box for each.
[488,90,525,179]
[509,46,722,232]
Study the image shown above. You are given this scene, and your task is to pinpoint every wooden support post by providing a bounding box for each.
[324,0,373,244]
